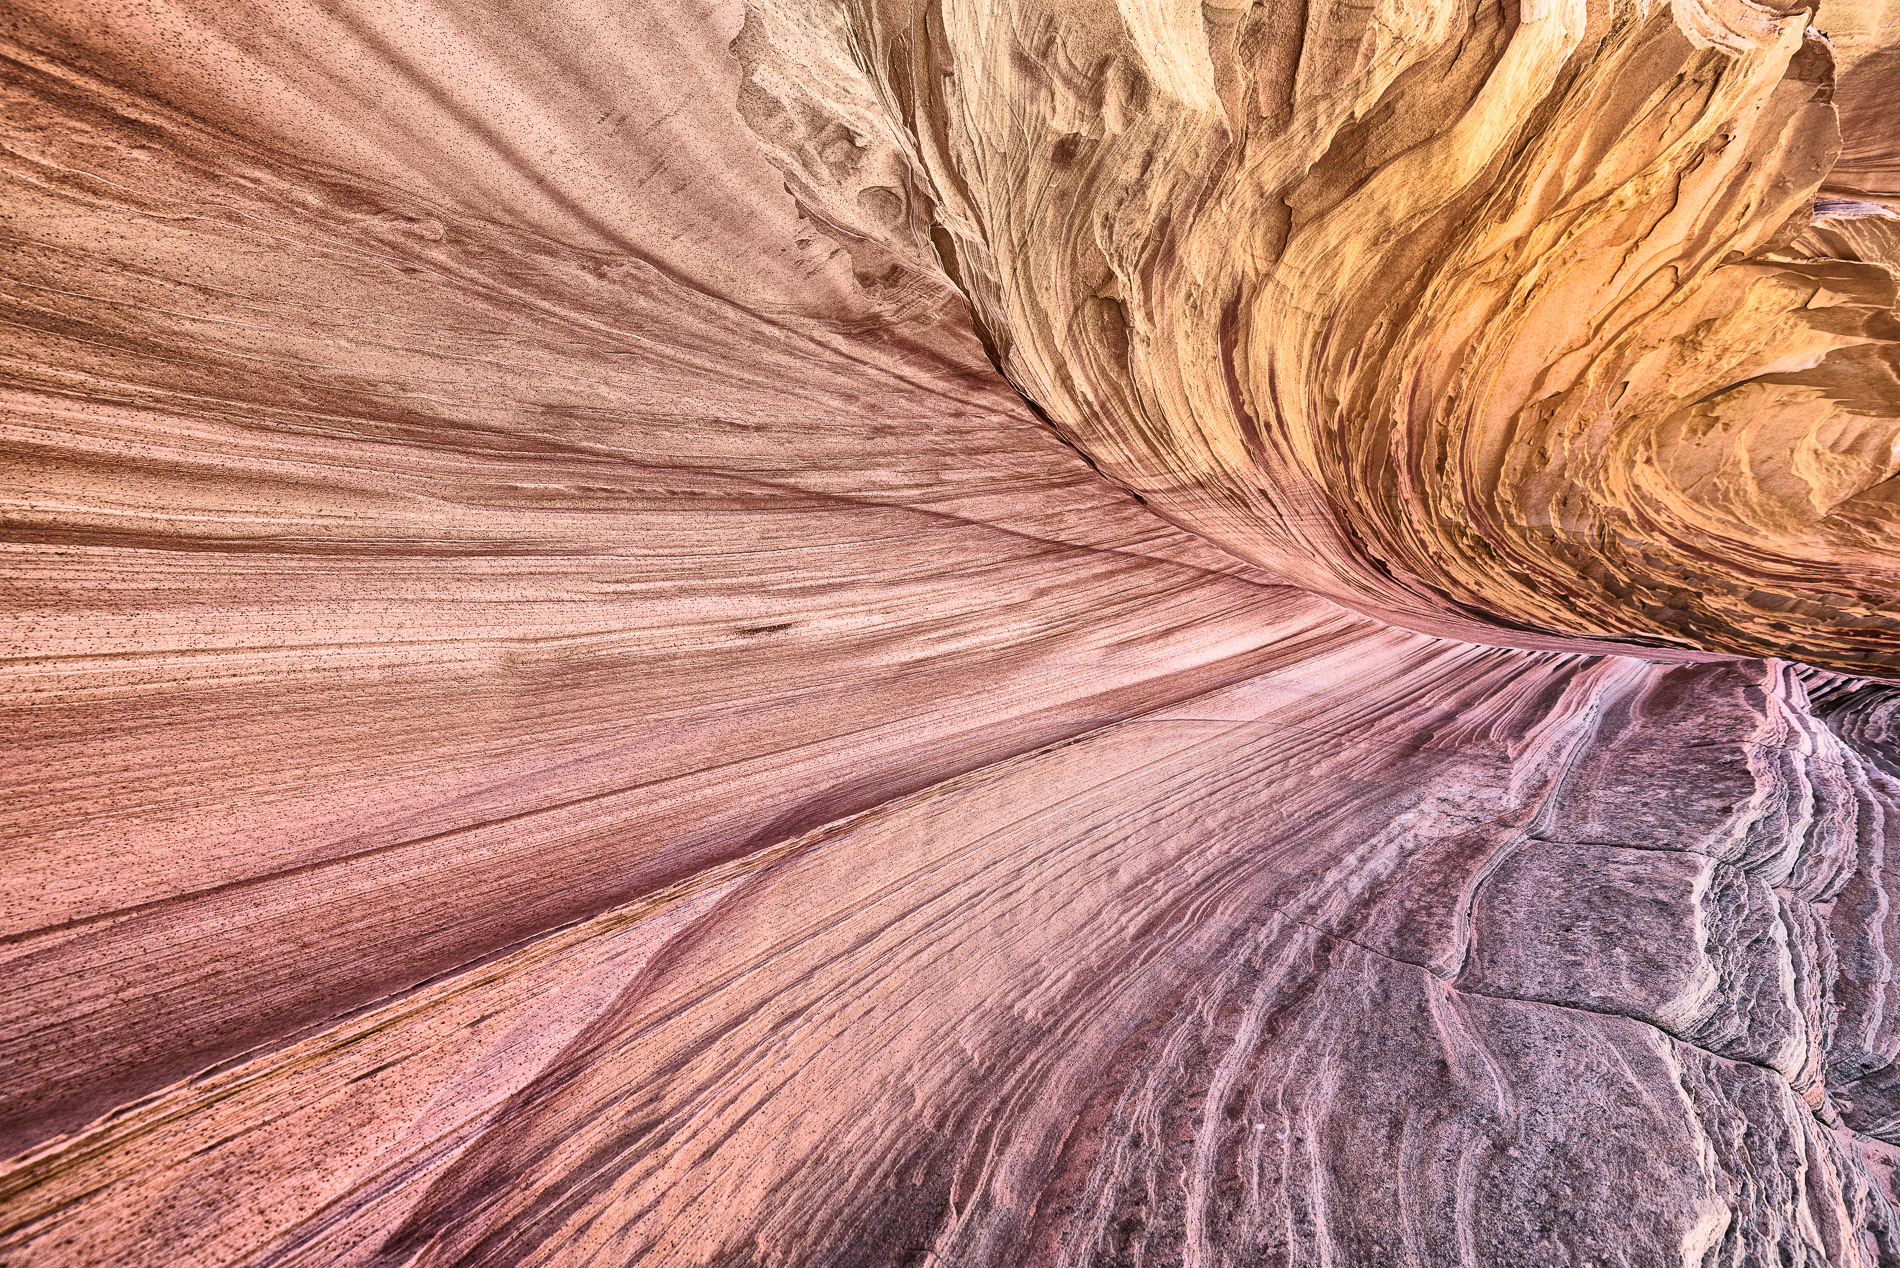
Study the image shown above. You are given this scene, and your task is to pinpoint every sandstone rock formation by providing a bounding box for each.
[746,0,1900,672]
[0,0,1897,1263]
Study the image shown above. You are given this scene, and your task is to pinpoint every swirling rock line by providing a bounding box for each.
[12,646,1900,1264]
[0,0,1897,1263]
[740,0,1900,670]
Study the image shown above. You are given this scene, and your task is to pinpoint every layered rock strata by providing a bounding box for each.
[739,0,1900,670]
[11,649,1900,1265]
[1,0,1897,1263]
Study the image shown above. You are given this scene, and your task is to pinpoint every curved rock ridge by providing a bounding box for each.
[12,649,1900,1264]
[737,0,1900,671]
[0,7,1331,1158]
[2,0,1900,1264]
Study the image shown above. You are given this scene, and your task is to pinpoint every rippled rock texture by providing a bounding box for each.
[772,0,1900,672]
[1,0,1897,1263]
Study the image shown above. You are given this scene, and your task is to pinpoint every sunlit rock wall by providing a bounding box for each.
[750,0,1900,672]
[1,0,1897,1263]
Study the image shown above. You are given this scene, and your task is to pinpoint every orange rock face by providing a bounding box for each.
[794,0,1900,672]
[0,0,1897,1264]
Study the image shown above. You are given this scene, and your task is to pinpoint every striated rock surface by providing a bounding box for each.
[0,4,1327,1157]
[1,0,1898,1263]
[740,0,1900,671]
[13,645,1900,1265]
[1825,0,1900,204]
